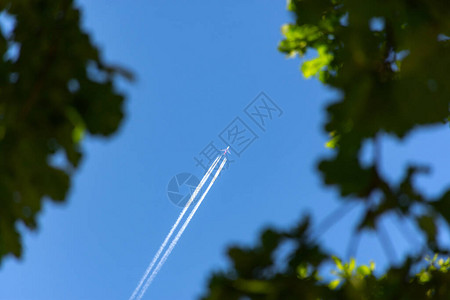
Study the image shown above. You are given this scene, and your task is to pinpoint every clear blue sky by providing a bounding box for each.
[1,1,449,299]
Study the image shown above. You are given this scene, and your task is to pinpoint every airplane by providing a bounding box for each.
[221,146,231,155]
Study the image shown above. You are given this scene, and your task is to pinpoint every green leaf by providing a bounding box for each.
[325,131,340,148]
[357,265,371,276]
[329,279,340,290]
[332,256,344,271]
[348,258,356,273]
[419,271,431,283]
[301,46,333,78]
[297,264,309,279]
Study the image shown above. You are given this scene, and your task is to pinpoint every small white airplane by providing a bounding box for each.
[221,146,231,155]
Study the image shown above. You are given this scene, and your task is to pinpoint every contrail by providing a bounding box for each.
[137,157,228,299]
[128,156,221,300]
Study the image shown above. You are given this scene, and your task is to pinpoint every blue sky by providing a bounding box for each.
[1,1,449,299]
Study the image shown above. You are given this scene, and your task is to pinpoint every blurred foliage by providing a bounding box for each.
[0,0,131,264]
[201,219,450,300]
[202,0,449,298]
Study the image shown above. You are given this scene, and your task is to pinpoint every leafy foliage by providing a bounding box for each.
[0,0,131,264]
[281,0,450,253]
[201,219,450,300]
[280,0,450,234]
[202,0,450,298]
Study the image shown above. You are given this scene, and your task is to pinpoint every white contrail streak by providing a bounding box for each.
[128,156,221,300]
[137,157,228,300]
